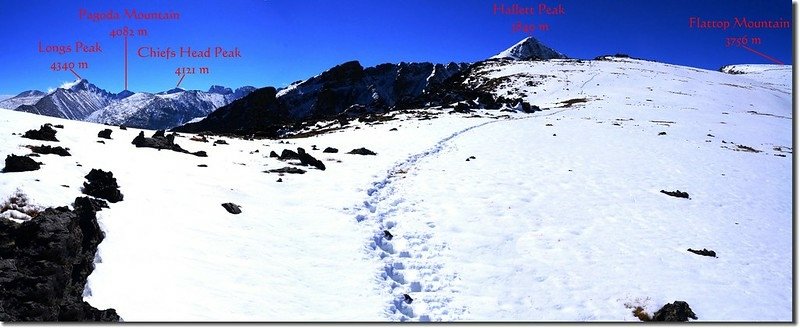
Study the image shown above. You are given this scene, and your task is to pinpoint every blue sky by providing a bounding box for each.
[0,0,792,94]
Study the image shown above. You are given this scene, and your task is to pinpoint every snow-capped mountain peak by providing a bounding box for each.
[115,90,135,100]
[16,90,46,98]
[58,79,85,91]
[208,85,233,95]
[490,37,567,61]
[162,87,185,95]
[0,90,47,109]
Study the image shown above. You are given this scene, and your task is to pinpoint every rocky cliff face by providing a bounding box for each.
[176,60,470,136]
[175,87,290,137]
[0,198,120,322]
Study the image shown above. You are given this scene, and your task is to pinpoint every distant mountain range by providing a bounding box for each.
[0,80,255,130]
[1,37,567,133]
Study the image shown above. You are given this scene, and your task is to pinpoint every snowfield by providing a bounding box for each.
[0,58,792,321]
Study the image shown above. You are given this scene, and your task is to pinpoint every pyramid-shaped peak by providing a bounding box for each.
[490,37,567,61]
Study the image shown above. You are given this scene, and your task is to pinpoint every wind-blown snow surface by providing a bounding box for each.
[0,58,791,321]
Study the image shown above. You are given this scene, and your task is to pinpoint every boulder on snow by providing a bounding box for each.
[213,139,228,145]
[383,230,393,240]
[132,131,171,149]
[82,169,123,203]
[323,147,339,153]
[22,124,59,142]
[269,151,279,158]
[347,148,377,156]
[27,145,71,156]
[279,149,300,160]
[97,129,113,139]
[403,294,414,304]
[296,148,326,170]
[3,155,41,173]
[221,202,242,214]
[660,190,689,199]
[652,301,698,321]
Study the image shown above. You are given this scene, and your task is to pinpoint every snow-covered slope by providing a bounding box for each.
[0,58,791,321]
[0,90,47,109]
[490,36,567,60]
[720,64,792,95]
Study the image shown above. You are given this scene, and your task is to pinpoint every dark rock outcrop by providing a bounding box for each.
[0,198,121,321]
[131,131,205,157]
[174,87,289,138]
[81,169,123,203]
[27,145,71,156]
[221,203,242,215]
[660,190,689,199]
[347,148,377,156]
[3,155,41,172]
[174,61,470,136]
[22,124,59,142]
[279,149,300,160]
[266,167,306,174]
[296,148,326,170]
[97,129,112,139]
[687,248,717,258]
[72,197,109,213]
[323,147,339,153]
[652,301,698,321]
[190,135,208,143]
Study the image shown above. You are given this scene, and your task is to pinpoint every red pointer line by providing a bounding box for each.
[176,73,186,88]
[69,68,82,80]
[124,34,128,90]
[740,45,785,65]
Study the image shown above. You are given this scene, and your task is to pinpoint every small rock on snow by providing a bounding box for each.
[221,203,242,215]
[687,248,717,258]
[98,129,113,139]
[347,148,377,156]
[660,189,689,199]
